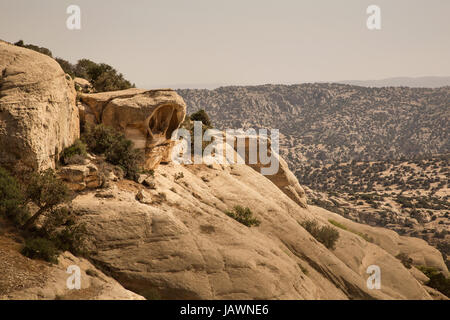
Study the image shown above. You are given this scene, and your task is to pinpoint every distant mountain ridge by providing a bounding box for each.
[338,76,450,88]
[178,83,449,170]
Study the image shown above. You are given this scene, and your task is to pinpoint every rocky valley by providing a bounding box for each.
[179,84,450,275]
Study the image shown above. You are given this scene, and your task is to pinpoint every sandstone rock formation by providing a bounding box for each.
[0,234,144,300]
[79,89,186,169]
[0,41,79,172]
[58,162,103,191]
[71,161,447,300]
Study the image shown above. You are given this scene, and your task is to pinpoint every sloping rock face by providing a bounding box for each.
[0,234,144,300]
[80,89,186,169]
[72,161,447,300]
[0,41,79,172]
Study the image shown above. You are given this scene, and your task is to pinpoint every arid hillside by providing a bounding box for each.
[178,83,450,288]
[178,84,449,166]
[1,41,449,300]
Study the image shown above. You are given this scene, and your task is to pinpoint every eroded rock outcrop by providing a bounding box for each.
[79,89,186,169]
[0,41,79,172]
[71,162,447,300]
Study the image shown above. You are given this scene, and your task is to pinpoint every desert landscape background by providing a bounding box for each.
[0,39,449,300]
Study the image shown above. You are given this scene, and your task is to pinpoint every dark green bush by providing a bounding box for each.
[0,167,29,225]
[14,40,52,57]
[73,59,134,92]
[300,220,340,250]
[14,41,134,92]
[52,223,88,257]
[82,124,143,180]
[427,273,450,297]
[417,266,450,297]
[22,169,71,230]
[82,124,117,154]
[21,237,59,264]
[190,109,212,127]
[396,253,413,269]
[225,206,261,227]
[60,140,87,165]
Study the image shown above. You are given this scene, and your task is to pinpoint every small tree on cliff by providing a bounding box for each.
[0,167,29,225]
[21,169,71,231]
[190,109,212,128]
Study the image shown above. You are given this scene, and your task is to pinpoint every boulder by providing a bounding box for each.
[74,77,93,93]
[58,163,101,191]
[80,89,186,170]
[0,235,144,300]
[0,41,79,172]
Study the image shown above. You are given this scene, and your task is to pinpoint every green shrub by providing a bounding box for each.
[190,109,212,127]
[14,42,134,92]
[74,59,134,92]
[82,124,117,154]
[21,237,59,264]
[417,266,450,297]
[82,124,143,180]
[105,136,143,180]
[301,220,340,250]
[225,206,261,227]
[52,223,89,257]
[60,140,87,164]
[328,219,374,243]
[427,273,450,297]
[0,167,29,225]
[22,169,71,230]
[14,40,52,57]
[396,253,413,269]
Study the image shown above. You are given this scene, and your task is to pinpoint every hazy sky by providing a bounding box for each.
[1,0,449,88]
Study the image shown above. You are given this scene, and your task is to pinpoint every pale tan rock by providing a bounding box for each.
[59,165,90,182]
[0,42,79,171]
[312,206,449,275]
[74,77,93,93]
[58,163,101,191]
[71,162,445,300]
[79,88,147,123]
[135,189,152,204]
[80,89,186,170]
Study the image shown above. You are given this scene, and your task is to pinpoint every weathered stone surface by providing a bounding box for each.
[74,77,93,93]
[0,235,144,300]
[58,163,101,191]
[0,41,79,172]
[80,89,186,170]
[72,162,446,300]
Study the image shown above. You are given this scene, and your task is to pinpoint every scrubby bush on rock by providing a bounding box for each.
[417,265,450,297]
[225,206,261,227]
[0,167,29,225]
[60,140,88,165]
[14,40,135,92]
[82,124,143,180]
[22,169,71,230]
[21,237,59,264]
[396,253,414,269]
[300,220,340,250]
[190,109,212,127]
